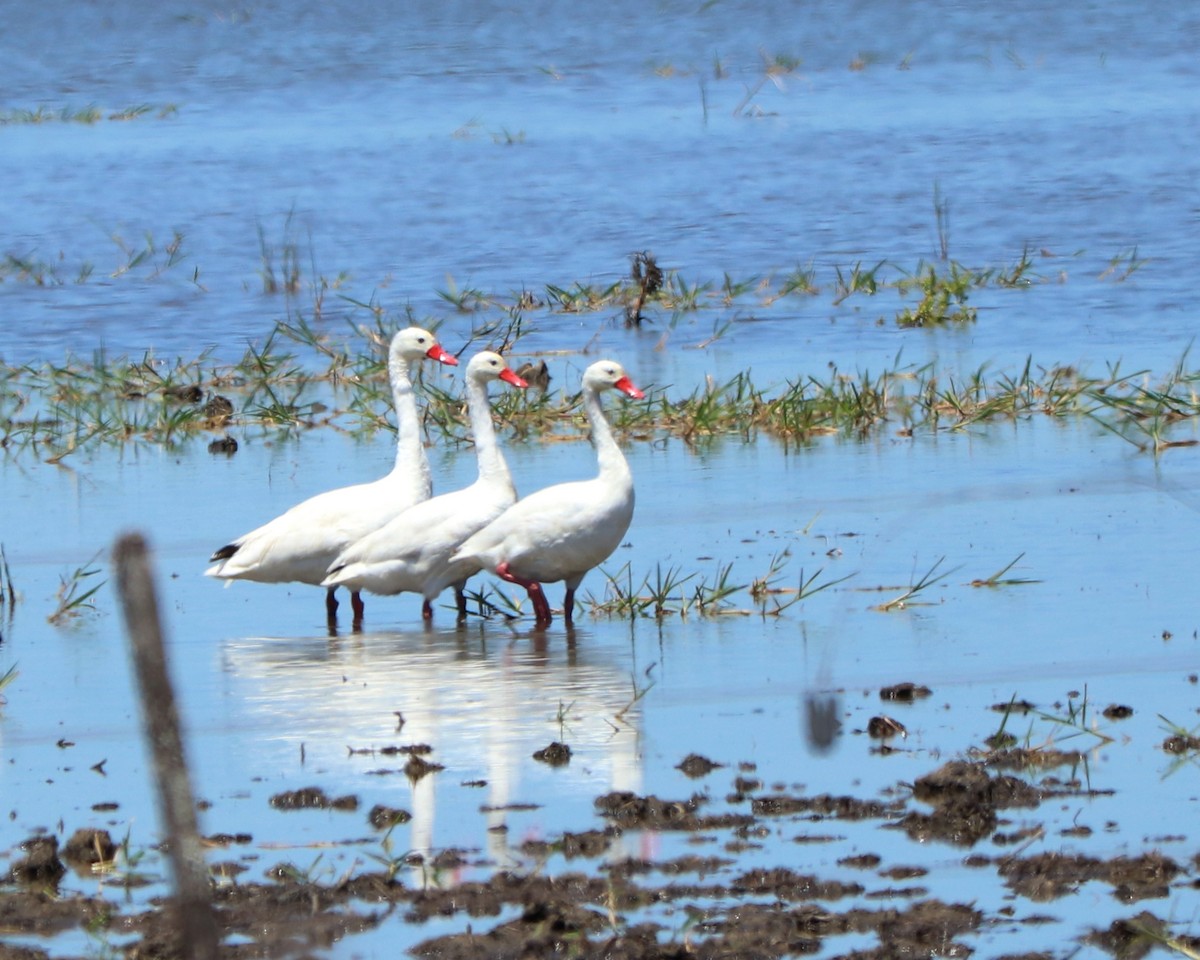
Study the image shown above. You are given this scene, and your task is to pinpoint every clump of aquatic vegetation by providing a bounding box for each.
[0,221,1135,328]
[582,550,855,621]
[4,303,1200,461]
[978,687,1114,760]
[0,103,178,125]
[433,241,1118,331]
[2,228,194,286]
[454,546,1037,623]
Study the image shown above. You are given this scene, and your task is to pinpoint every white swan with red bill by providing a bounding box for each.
[448,359,644,627]
[322,350,528,623]
[206,326,457,626]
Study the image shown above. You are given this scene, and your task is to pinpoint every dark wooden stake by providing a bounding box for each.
[113,532,220,960]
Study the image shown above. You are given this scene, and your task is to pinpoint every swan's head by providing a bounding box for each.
[466,350,528,389]
[390,327,458,366]
[583,360,644,399]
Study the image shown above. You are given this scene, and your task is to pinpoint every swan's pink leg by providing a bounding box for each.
[325,587,339,621]
[496,561,552,625]
[422,598,434,620]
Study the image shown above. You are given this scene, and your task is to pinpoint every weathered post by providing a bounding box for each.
[113,532,219,960]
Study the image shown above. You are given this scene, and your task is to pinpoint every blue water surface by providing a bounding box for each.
[4,1,1200,956]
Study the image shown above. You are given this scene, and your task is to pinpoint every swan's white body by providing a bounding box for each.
[449,360,644,626]
[322,351,527,620]
[205,327,457,625]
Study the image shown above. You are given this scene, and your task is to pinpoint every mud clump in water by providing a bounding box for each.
[897,760,1043,846]
[879,681,933,701]
[677,752,722,778]
[752,792,904,821]
[367,804,413,829]
[404,754,444,781]
[268,786,359,811]
[9,836,65,886]
[867,715,907,739]
[595,791,704,829]
[1000,851,1182,902]
[1162,733,1200,754]
[532,741,572,766]
[61,829,116,872]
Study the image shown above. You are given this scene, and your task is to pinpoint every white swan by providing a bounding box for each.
[448,359,644,627]
[205,326,458,626]
[322,351,528,622]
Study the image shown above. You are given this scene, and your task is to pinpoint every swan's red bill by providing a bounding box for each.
[500,368,529,388]
[614,375,644,399]
[427,344,459,365]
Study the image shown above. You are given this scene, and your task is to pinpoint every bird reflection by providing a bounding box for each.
[803,689,842,755]
[221,624,643,884]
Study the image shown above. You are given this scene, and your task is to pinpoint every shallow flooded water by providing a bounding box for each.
[4,1,1200,957]
[6,420,1200,955]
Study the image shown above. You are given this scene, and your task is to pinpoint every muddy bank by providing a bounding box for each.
[3,746,1196,960]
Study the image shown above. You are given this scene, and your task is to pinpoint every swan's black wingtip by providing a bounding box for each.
[210,543,239,562]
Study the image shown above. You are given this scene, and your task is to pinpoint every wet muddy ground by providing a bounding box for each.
[5,687,1198,960]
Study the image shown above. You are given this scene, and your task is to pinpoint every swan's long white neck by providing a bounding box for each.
[585,384,631,483]
[389,354,433,500]
[466,373,512,486]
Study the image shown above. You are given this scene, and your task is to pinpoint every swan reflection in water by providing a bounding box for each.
[219,624,646,883]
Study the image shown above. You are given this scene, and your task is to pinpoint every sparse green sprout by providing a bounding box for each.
[874,556,959,612]
[932,182,951,260]
[257,214,304,295]
[614,669,655,723]
[48,553,106,626]
[660,271,711,311]
[992,245,1038,287]
[692,561,748,616]
[720,272,759,304]
[985,695,1022,750]
[0,103,179,125]
[438,273,494,311]
[1098,245,1148,282]
[460,583,524,621]
[833,260,886,304]
[491,127,525,145]
[774,261,819,299]
[0,663,17,704]
[765,52,802,74]
[849,52,882,71]
[587,563,655,620]
[968,553,1041,588]
[895,262,977,327]
[1030,686,1114,746]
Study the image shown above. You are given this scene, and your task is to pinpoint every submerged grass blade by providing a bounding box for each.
[968,553,1041,587]
[0,544,15,609]
[874,556,960,612]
